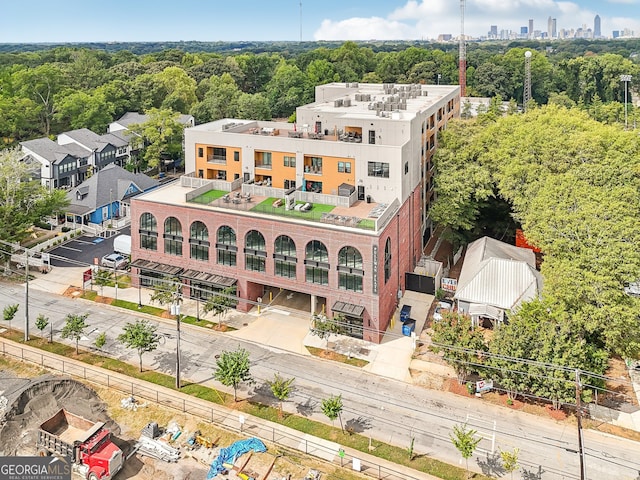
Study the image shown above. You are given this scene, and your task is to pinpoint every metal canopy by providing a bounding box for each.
[181,269,237,288]
[332,301,365,318]
[130,258,183,276]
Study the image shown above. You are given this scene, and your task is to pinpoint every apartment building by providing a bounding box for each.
[130,83,459,343]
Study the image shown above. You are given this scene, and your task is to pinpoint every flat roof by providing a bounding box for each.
[134,179,395,235]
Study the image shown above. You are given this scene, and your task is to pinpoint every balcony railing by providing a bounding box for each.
[207,155,227,164]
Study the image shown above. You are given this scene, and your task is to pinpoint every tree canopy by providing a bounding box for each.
[432,104,640,365]
[0,148,69,245]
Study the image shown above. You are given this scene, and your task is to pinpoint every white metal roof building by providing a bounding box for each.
[455,237,542,326]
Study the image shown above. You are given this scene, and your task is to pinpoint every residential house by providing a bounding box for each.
[65,164,159,230]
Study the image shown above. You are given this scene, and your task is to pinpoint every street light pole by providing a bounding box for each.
[620,74,632,130]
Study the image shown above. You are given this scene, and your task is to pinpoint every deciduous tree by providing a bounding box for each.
[61,313,89,355]
[117,320,159,372]
[214,346,253,402]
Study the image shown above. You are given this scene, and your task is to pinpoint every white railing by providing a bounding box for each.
[243,184,284,198]
[295,190,352,207]
[181,174,212,189]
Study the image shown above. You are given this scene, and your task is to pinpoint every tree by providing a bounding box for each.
[450,423,481,479]
[14,64,67,135]
[2,304,19,331]
[500,447,520,480]
[214,347,253,402]
[0,148,69,244]
[94,332,106,350]
[35,313,49,341]
[149,276,181,308]
[117,320,159,372]
[93,268,112,296]
[431,312,487,384]
[321,394,344,433]
[202,286,237,328]
[310,313,344,352]
[61,313,89,355]
[127,108,186,171]
[268,373,295,419]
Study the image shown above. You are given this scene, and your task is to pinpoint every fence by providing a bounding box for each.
[0,338,428,480]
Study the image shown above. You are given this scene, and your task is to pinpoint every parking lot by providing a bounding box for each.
[48,227,130,268]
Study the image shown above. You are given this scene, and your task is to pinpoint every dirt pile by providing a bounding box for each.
[0,374,119,456]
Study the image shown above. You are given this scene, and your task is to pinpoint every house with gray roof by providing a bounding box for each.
[65,164,159,228]
[21,128,135,191]
[20,138,92,191]
[454,236,543,328]
[58,128,130,169]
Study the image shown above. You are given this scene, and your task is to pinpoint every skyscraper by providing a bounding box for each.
[552,18,557,39]
[548,16,553,39]
[594,14,601,38]
[490,25,498,37]
[529,19,534,39]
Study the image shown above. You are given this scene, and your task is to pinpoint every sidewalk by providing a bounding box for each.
[26,266,418,383]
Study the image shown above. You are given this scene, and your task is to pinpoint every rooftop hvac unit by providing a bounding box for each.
[343,98,351,107]
[355,93,362,101]
[423,91,429,96]
[334,99,343,107]
[363,94,371,101]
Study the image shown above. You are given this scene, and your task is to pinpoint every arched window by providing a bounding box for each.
[384,237,392,283]
[338,246,364,293]
[305,240,329,285]
[163,217,182,256]
[274,235,296,279]
[245,230,266,272]
[139,213,157,250]
[216,226,237,266]
[189,221,209,261]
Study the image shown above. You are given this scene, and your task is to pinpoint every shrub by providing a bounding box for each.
[61,226,72,233]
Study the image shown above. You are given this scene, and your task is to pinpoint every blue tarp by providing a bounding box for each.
[206,437,267,479]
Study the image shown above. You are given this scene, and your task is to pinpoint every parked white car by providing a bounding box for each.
[100,253,128,270]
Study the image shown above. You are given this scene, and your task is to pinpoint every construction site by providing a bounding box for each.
[0,366,360,480]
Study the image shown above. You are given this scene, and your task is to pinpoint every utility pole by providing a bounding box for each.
[575,369,586,480]
[24,249,29,341]
[171,285,182,390]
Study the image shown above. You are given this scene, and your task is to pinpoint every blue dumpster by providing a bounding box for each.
[400,304,412,322]
[402,319,416,336]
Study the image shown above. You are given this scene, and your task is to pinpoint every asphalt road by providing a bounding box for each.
[1,286,640,480]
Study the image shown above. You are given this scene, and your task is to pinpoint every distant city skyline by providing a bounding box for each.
[485,13,625,41]
[0,0,637,43]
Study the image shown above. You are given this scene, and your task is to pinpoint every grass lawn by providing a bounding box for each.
[252,197,335,220]
[191,189,228,204]
[306,346,369,367]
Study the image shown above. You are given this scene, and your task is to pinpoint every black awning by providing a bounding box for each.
[181,269,237,288]
[332,301,365,318]
[130,258,183,276]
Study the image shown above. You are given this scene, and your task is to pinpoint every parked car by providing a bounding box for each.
[100,253,128,270]
[433,301,452,322]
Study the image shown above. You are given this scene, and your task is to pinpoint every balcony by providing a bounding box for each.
[255,162,272,170]
[207,155,227,164]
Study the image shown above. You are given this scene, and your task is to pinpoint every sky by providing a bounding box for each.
[0,0,637,43]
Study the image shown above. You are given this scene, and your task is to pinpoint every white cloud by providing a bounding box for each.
[313,0,638,40]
